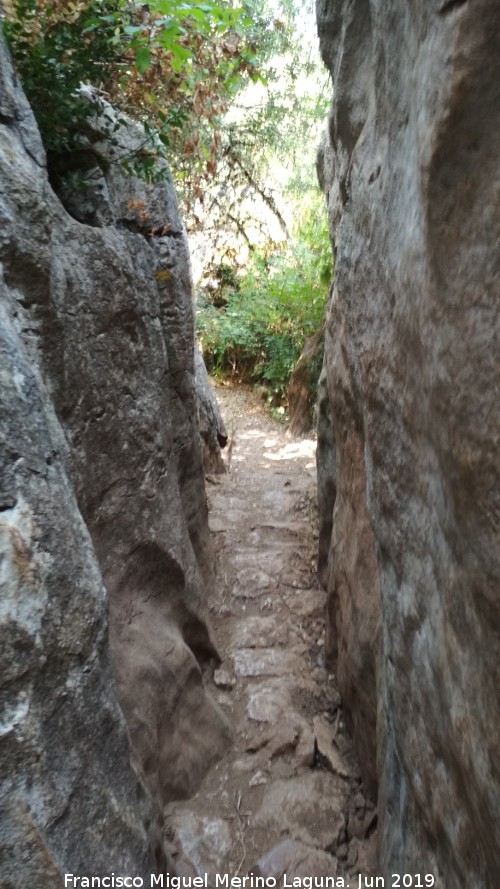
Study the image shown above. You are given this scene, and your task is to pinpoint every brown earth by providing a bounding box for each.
[165,384,378,883]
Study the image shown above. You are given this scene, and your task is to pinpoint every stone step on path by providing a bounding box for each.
[164,385,377,885]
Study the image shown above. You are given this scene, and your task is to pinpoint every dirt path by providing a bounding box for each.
[165,385,377,884]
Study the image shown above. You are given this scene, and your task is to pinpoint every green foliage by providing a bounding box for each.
[186,0,330,248]
[2,0,119,155]
[197,194,332,406]
[2,0,328,213]
[2,0,264,184]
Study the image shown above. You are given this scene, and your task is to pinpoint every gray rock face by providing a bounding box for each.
[0,282,160,886]
[315,356,335,589]
[0,33,228,882]
[316,0,500,883]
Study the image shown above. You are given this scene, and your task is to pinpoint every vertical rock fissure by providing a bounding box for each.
[164,386,378,882]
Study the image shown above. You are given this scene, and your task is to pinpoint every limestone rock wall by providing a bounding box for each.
[0,33,228,882]
[316,1,500,884]
[0,279,162,886]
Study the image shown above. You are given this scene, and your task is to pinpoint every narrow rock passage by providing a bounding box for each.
[165,386,377,883]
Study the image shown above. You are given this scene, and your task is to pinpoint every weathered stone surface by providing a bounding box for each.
[251,839,337,880]
[254,772,349,851]
[246,681,292,723]
[313,717,360,780]
[213,667,236,690]
[244,714,315,773]
[317,0,500,883]
[230,614,288,650]
[0,32,228,880]
[0,221,159,885]
[164,809,232,881]
[345,834,377,880]
[233,648,306,679]
[315,358,335,590]
[232,565,275,597]
[316,285,382,796]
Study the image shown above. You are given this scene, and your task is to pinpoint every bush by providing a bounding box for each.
[2,0,120,156]
[2,0,263,187]
[197,192,332,408]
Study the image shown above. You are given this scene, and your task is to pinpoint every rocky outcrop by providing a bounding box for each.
[316,0,500,884]
[0,32,229,883]
[0,278,162,886]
